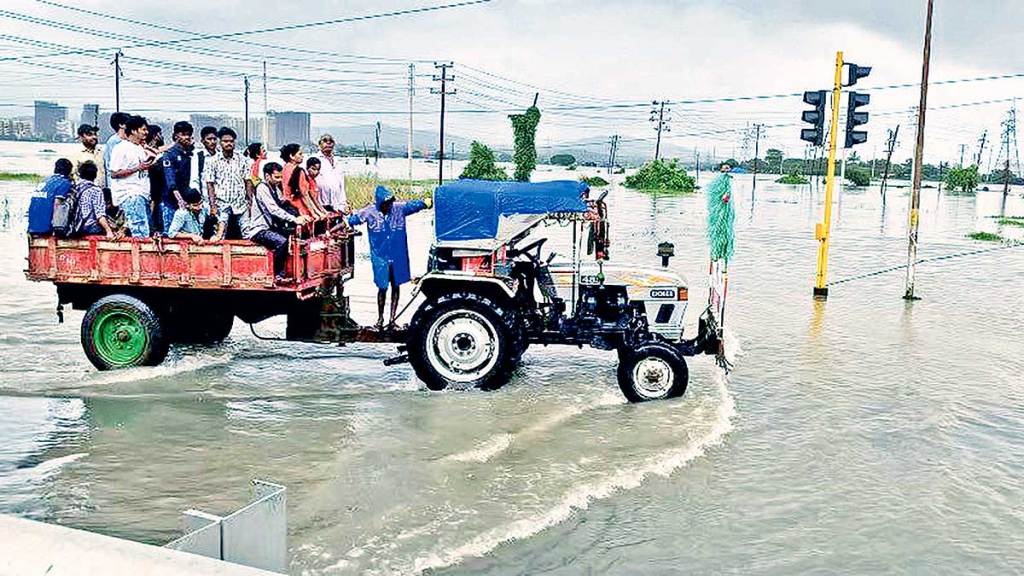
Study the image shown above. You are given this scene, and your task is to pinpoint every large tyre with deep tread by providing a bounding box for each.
[408,291,521,391]
[616,341,688,402]
[81,294,169,370]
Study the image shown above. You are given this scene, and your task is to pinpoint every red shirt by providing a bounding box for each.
[280,162,312,218]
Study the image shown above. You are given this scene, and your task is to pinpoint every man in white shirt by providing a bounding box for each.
[108,115,155,237]
[312,133,348,212]
[102,112,129,189]
[189,125,220,199]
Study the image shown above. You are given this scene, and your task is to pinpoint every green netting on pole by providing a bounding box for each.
[706,173,736,263]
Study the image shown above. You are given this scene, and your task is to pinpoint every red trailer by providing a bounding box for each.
[25,226,360,369]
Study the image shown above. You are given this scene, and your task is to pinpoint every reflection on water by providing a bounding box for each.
[1,159,1023,574]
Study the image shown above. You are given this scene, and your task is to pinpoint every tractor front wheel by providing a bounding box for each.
[81,294,169,370]
[616,341,688,402]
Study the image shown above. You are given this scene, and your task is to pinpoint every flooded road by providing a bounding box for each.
[2,154,1023,574]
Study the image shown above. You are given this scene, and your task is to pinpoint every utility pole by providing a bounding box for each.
[450,142,455,175]
[262,61,269,146]
[880,125,899,203]
[606,134,619,175]
[374,121,381,166]
[431,61,455,185]
[959,144,965,168]
[752,123,764,191]
[112,50,122,112]
[243,75,250,145]
[975,130,987,167]
[407,62,415,182]
[696,150,701,176]
[904,0,933,302]
[650,100,671,161]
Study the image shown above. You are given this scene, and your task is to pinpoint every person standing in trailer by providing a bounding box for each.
[203,127,252,240]
[347,185,431,330]
[108,115,155,238]
[311,133,348,213]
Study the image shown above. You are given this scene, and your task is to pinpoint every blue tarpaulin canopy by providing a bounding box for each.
[434,179,589,242]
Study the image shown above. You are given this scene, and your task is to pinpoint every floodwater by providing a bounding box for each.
[2,144,1024,574]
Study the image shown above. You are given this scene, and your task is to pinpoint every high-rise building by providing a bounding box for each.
[272,111,310,148]
[80,104,100,129]
[97,112,114,140]
[190,114,234,133]
[188,114,262,146]
[34,100,67,140]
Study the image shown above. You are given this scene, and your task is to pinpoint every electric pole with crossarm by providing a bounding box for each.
[431,62,456,185]
[650,100,671,161]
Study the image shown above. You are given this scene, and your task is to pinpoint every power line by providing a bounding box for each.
[0,1,494,62]
[34,0,432,66]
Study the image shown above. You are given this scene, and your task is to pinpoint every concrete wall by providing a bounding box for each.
[0,514,279,576]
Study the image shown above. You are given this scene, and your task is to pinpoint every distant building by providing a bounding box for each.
[80,104,100,129]
[272,111,310,149]
[189,114,234,133]
[97,112,114,140]
[0,118,33,139]
[34,100,67,140]
[189,114,261,145]
[54,119,72,140]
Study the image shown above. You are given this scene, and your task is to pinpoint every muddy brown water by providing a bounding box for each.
[2,156,1023,574]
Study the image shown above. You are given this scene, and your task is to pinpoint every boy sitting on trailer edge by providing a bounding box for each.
[167,188,220,244]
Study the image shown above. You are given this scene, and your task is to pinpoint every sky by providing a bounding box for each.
[1,0,1023,167]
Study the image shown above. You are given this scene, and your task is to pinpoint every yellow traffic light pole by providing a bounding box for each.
[813,51,844,299]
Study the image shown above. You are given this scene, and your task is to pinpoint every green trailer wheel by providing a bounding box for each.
[81,295,169,370]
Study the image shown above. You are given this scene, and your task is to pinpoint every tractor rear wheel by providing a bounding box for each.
[81,294,169,370]
[616,341,688,402]
[408,292,520,391]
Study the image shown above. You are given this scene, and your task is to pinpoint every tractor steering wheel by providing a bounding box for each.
[508,237,547,262]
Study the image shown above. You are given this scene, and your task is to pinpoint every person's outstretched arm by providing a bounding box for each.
[400,198,429,216]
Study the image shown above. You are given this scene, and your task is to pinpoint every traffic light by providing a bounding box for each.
[844,63,872,87]
[845,91,870,148]
[800,90,827,146]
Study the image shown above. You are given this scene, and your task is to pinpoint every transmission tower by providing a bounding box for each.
[995,105,1019,195]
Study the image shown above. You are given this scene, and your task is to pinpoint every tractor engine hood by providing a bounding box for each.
[547,262,689,302]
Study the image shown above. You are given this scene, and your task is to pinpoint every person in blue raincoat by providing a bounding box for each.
[348,185,431,329]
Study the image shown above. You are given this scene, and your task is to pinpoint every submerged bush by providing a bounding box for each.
[460,141,508,181]
[945,165,979,193]
[966,231,1003,242]
[776,172,809,185]
[845,167,871,187]
[624,159,695,192]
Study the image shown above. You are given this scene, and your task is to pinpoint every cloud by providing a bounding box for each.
[0,0,1020,162]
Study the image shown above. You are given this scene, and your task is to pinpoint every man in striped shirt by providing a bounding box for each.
[203,127,252,240]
